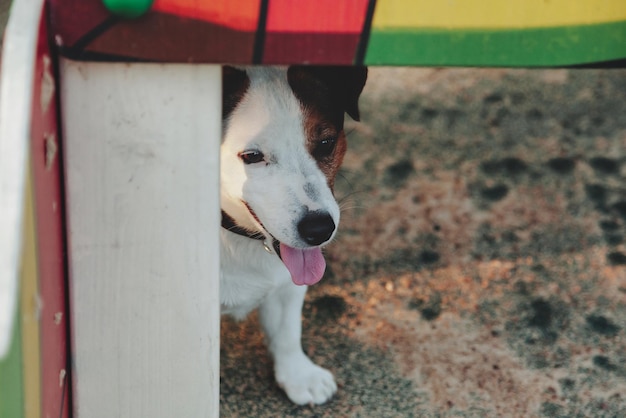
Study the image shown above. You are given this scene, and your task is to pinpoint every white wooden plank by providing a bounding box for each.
[60,60,220,418]
[0,0,45,358]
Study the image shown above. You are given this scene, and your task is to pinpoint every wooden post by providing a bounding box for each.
[60,61,221,417]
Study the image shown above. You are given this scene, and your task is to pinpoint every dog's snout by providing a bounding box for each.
[297,212,335,246]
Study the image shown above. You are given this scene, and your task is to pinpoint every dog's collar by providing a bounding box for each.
[221,210,264,240]
[221,210,281,256]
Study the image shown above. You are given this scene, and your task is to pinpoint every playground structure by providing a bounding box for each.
[0,1,625,417]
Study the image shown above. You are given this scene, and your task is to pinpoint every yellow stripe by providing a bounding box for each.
[372,0,626,29]
[21,170,41,418]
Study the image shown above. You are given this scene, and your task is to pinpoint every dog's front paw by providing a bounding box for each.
[275,353,337,405]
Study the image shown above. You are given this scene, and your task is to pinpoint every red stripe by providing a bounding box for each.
[49,0,111,47]
[266,0,369,33]
[263,0,369,64]
[263,33,362,65]
[31,9,70,418]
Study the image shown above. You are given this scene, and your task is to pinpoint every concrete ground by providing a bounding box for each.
[220,68,626,417]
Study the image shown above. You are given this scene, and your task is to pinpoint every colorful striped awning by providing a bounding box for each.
[49,0,626,66]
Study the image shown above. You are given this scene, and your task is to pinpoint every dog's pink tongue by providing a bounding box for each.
[279,244,326,286]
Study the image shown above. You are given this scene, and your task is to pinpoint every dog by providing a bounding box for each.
[220,65,367,405]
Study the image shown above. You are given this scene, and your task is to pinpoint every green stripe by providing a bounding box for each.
[365,20,626,66]
[0,308,25,418]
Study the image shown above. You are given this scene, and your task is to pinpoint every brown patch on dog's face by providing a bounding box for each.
[287,66,367,189]
[302,111,347,190]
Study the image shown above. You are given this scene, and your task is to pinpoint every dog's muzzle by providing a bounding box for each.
[297,211,335,246]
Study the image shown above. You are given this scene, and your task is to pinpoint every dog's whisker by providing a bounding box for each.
[339,203,368,211]
[337,189,369,204]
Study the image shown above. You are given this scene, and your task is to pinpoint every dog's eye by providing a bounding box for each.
[313,137,336,160]
[239,150,265,165]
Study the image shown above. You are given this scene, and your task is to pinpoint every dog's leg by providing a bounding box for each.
[259,284,337,405]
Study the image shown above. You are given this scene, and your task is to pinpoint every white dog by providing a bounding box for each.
[219,66,367,405]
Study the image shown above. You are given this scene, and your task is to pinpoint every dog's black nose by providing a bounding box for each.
[297,212,335,246]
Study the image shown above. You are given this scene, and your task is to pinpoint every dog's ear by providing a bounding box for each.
[222,66,250,120]
[334,66,368,121]
[288,66,368,121]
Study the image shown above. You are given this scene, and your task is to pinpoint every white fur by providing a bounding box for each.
[220,67,338,404]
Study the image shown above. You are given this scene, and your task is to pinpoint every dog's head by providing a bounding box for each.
[221,65,367,285]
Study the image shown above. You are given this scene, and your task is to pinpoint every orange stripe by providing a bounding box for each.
[152,0,261,31]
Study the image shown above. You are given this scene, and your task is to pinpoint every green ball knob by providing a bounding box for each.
[102,0,154,18]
